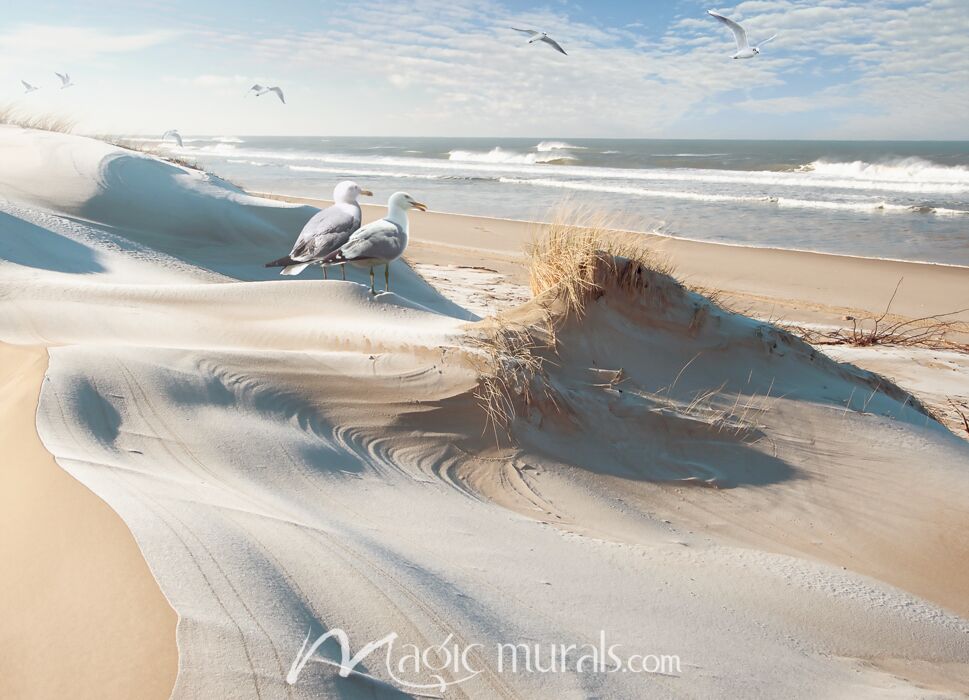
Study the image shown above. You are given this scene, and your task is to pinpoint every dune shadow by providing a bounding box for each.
[0,211,105,274]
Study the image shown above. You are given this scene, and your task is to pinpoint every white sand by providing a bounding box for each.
[2,126,969,698]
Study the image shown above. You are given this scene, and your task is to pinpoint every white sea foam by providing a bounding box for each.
[499,177,961,215]
[212,136,244,144]
[796,158,969,185]
[449,147,576,165]
[536,140,586,151]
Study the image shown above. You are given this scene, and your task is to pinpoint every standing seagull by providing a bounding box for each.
[21,80,39,94]
[248,84,285,103]
[319,192,426,294]
[511,28,568,55]
[707,10,775,59]
[265,181,373,277]
[54,72,74,88]
[162,129,183,147]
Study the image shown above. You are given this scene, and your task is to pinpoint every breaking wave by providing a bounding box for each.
[536,140,586,152]
[449,148,576,165]
[499,177,967,215]
[795,158,969,185]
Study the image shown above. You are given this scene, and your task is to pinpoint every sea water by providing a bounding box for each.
[137,135,969,265]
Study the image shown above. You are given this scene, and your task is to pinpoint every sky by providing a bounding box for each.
[1,0,967,139]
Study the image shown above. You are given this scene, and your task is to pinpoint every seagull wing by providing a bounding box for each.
[511,27,540,37]
[163,130,184,147]
[21,80,34,91]
[269,86,285,104]
[328,219,405,264]
[54,72,67,84]
[707,10,748,50]
[540,35,568,55]
[289,205,360,262]
[757,34,777,48]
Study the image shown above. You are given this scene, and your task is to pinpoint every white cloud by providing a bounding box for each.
[0,25,176,59]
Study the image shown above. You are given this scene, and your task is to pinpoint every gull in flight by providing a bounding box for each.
[265,181,373,278]
[248,84,286,103]
[319,191,426,294]
[162,129,183,147]
[55,72,74,89]
[707,10,776,59]
[511,28,568,55]
[21,80,39,94]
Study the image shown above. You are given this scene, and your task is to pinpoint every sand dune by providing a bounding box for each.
[2,127,968,697]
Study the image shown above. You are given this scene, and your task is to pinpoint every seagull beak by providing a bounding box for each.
[412,201,428,212]
[360,189,374,197]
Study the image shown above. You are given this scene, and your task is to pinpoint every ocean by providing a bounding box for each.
[142,136,969,266]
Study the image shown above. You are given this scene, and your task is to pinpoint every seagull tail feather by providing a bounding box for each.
[280,264,310,276]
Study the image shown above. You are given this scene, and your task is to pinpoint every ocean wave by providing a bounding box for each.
[653,153,729,157]
[536,140,586,152]
[193,147,968,196]
[212,136,244,144]
[449,148,576,165]
[499,177,960,215]
[795,157,969,185]
[287,164,497,182]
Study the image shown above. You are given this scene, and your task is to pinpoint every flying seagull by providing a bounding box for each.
[707,10,775,59]
[319,191,426,294]
[265,181,373,278]
[21,80,39,94]
[162,129,183,147]
[54,72,74,88]
[248,84,285,103]
[511,28,567,55]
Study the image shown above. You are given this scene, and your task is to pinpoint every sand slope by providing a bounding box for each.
[0,343,177,700]
[2,127,968,698]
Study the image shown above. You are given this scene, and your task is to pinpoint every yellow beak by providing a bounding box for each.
[412,201,428,212]
[360,189,374,197]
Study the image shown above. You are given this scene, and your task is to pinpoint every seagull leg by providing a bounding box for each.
[323,266,328,280]
[341,264,346,281]
[369,266,375,295]
[385,264,390,292]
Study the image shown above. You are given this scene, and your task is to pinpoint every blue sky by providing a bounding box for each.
[1,0,967,139]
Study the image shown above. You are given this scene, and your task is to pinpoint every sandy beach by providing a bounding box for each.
[2,126,969,698]
[0,343,178,700]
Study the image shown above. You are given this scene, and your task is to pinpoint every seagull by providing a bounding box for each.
[21,80,39,94]
[707,10,775,59]
[54,72,74,89]
[162,129,183,147]
[511,28,568,55]
[319,192,426,294]
[248,84,285,103]
[265,181,373,278]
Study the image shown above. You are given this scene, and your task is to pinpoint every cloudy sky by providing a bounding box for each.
[1,0,967,139]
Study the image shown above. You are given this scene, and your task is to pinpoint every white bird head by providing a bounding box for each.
[333,181,373,203]
[388,192,427,212]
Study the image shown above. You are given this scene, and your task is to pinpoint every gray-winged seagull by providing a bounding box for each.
[265,181,373,278]
[319,191,426,294]
[707,10,775,59]
[511,28,568,55]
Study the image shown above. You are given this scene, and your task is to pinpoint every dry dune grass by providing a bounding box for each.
[0,106,75,133]
[527,206,675,321]
[789,279,969,352]
[98,136,205,172]
[470,209,677,437]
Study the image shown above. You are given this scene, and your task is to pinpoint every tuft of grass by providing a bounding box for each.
[470,208,678,439]
[526,205,675,321]
[98,135,205,172]
[0,105,75,133]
